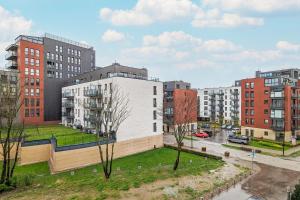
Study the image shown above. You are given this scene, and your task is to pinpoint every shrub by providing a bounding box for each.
[292,182,300,200]
[0,184,14,193]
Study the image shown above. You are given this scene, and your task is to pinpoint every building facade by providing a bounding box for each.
[241,68,300,141]
[62,75,163,142]
[163,81,197,132]
[5,33,95,124]
[0,69,19,125]
[197,86,241,125]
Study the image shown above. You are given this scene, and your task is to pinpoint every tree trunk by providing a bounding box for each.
[173,147,181,171]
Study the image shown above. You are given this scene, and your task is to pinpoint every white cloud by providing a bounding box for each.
[202,0,300,13]
[102,29,125,42]
[192,9,264,28]
[143,31,201,47]
[0,6,32,67]
[276,41,300,52]
[201,39,239,52]
[99,0,200,26]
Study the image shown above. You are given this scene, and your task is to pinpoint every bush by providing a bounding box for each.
[292,182,300,200]
[257,141,282,149]
[0,184,14,193]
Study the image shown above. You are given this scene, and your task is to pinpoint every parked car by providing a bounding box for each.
[228,133,249,144]
[201,124,211,129]
[232,126,240,131]
[221,124,227,129]
[194,132,209,138]
[226,125,233,130]
[203,130,213,137]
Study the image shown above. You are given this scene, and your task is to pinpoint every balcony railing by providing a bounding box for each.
[84,89,102,97]
[84,114,97,122]
[63,102,74,108]
[5,61,18,69]
[62,112,74,118]
[62,92,74,98]
[5,51,17,60]
[292,94,300,99]
[84,102,98,109]
[270,104,284,109]
[271,125,284,131]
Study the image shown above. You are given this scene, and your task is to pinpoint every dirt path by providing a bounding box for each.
[118,163,246,200]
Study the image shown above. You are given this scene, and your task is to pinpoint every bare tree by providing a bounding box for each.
[0,74,24,186]
[88,84,129,180]
[162,90,197,170]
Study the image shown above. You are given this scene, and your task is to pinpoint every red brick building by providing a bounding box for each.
[163,81,197,132]
[240,69,300,141]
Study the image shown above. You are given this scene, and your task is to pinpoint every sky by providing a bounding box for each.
[0,0,300,88]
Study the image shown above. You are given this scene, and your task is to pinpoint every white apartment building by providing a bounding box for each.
[197,86,241,125]
[62,76,163,142]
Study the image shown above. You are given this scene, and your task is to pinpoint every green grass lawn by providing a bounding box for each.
[1,125,97,147]
[249,139,291,151]
[1,147,223,200]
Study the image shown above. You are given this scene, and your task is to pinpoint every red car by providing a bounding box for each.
[193,132,209,138]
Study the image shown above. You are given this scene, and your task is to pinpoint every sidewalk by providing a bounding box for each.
[225,141,300,156]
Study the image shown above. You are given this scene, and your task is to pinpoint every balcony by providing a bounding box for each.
[5,44,18,51]
[63,102,74,108]
[84,102,98,109]
[5,61,18,69]
[292,94,300,99]
[62,112,74,119]
[292,104,300,109]
[62,92,74,98]
[270,104,284,110]
[271,125,284,131]
[231,90,239,95]
[84,114,97,122]
[5,51,17,60]
[84,89,102,98]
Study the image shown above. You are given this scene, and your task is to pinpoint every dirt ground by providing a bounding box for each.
[242,163,300,200]
[118,163,245,200]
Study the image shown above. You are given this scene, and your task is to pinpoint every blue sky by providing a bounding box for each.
[0,0,300,88]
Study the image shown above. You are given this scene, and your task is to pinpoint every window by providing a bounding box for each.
[246,83,250,88]
[153,86,157,95]
[68,65,70,71]
[25,98,29,107]
[78,59,81,65]
[264,109,268,114]
[245,109,248,115]
[59,46,62,53]
[30,89,34,96]
[30,48,34,56]
[55,72,58,78]
[250,82,254,89]
[36,109,40,117]
[25,109,29,117]
[75,50,77,56]
[25,68,29,75]
[55,63,58,70]
[71,49,74,55]
[47,52,50,59]
[245,92,249,98]
[264,90,269,95]
[250,91,254,98]
[55,54,58,61]
[78,67,81,72]
[250,109,254,116]
[25,88,29,96]
[71,57,74,63]
[250,100,254,107]
[55,45,58,52]
[36,69,39,76]
[25,58,29,65]
[153,123,157,132]
[153,98,157,107]
[25,48,29,55]
[250,130,254,137]
[51,53,54,60]
[68,57,70,63]
[264,119,268,124]
[30,98,35,106]
[264,131,268,136]
[245,101,249,107]
[250,119,254,125]
[30,109,35,117]
[25,77,29,85]
[30,78,34,86]
[153,110,157,120]
[264,100,268,104]
[36,59,40,67]
[60,55,63,62]
[36,50,40,57]
[36,78,40,86]
[36,99,40,107]
[245,118,249,124]
[30,58,34,66]
[30,69,34,76]
[75,58,77,64]
[68,48,70,54]
[36,88,40,96]
[78,50,81,57]
[59,72,62,78]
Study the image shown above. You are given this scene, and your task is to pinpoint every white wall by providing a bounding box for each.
[62,77,163,142]
[197,86,241,124]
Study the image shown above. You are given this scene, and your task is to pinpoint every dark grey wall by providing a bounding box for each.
[43,37,95,121]
[64,62,148,86]
[163,81,191,92]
